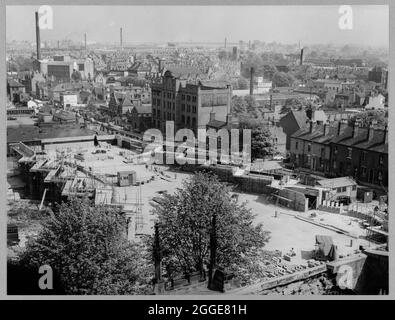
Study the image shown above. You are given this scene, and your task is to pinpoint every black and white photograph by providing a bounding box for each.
[5,3,389,296]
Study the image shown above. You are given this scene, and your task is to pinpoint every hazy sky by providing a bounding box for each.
[6,5,389,46]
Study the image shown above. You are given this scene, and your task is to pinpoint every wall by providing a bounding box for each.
[278,188,307,212]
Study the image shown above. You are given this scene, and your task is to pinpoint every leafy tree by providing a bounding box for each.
[250,127,276,160]
[21,197,153,295]
[349,110,388,128]
[150,172,270,284]
[236,77,249,90]
[272,71,295,87]
[71,70,82,82]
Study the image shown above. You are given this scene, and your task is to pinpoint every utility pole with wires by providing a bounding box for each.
[208,207,218,291]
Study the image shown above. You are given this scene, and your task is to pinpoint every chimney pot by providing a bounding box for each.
[368,125,375,141]
[324,123,330,136]
[250,67,254,96]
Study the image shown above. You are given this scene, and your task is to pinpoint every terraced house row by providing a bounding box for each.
[289,120,388,190]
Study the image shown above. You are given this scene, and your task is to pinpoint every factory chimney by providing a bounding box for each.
[224,38,227,49]
[120,27,123,48]
[300,48,304,66]
[35,12,41,60]
[84,33,87,51]
[249,67,254,96]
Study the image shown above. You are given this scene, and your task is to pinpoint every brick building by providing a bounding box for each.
[151,67,232,134]
[290,121,388,189]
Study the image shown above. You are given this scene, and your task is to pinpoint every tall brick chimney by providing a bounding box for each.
[249,67,254,96]
[120,27,123,48]
[324,123,330,136]
[300,48,304,66]
[35,12,41,60]
[210,112,216,121]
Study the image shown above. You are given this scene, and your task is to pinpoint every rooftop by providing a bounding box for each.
[7,124,99,144]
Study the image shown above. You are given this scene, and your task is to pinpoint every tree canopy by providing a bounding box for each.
[21,197,153,295]
[149,172,270,285]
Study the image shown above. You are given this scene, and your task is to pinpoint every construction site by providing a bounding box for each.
[7,133,389,294]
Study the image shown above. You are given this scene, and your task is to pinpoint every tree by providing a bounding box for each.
[250,127,276,160]
[150,172,270,285]
[272,72,296,87]
[21,197,153,295]
[349,110,388,128]
[71,70,82,82]
[236,77,249,90]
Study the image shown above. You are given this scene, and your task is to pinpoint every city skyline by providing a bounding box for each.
[6,5,389,47]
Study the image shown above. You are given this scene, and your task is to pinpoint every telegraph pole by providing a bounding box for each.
[207,209,217,290]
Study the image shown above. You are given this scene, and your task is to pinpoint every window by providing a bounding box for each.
[307,144,311,152]
[347,148,352,159]
[182,94,185,100]
[295,141,298,150]
[187,116,190,126]
[181,115,185,123]
[352,185,356,191]
[192,106,196,113]
[361,166,367,176]
[341,186,346,192]
[361,151,367,161]
[187,95,191,102]
[334,146,338,155]
[181,104,185,112]
[187,105,191,113]
[337,187,342,193]
[192,96,197,102]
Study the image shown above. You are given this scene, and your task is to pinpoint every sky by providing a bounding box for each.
[6,5,389,47]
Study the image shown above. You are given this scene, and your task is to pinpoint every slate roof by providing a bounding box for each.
[292,121,388,154]
[165,67,202,79]
[134,104,152,114]
[317,177,357,188]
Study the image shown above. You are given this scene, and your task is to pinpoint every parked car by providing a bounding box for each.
[337,195,352,205]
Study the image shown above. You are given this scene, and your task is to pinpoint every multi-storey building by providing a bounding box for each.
[151,67,232,134]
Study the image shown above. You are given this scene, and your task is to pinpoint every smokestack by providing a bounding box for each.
[84,33,87,51]
[249,67,254,96]
[57,40,60,49]
[35,12,41,60]
[224,38,227,49]
[120,27,123,48]
[300,48,304,66]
